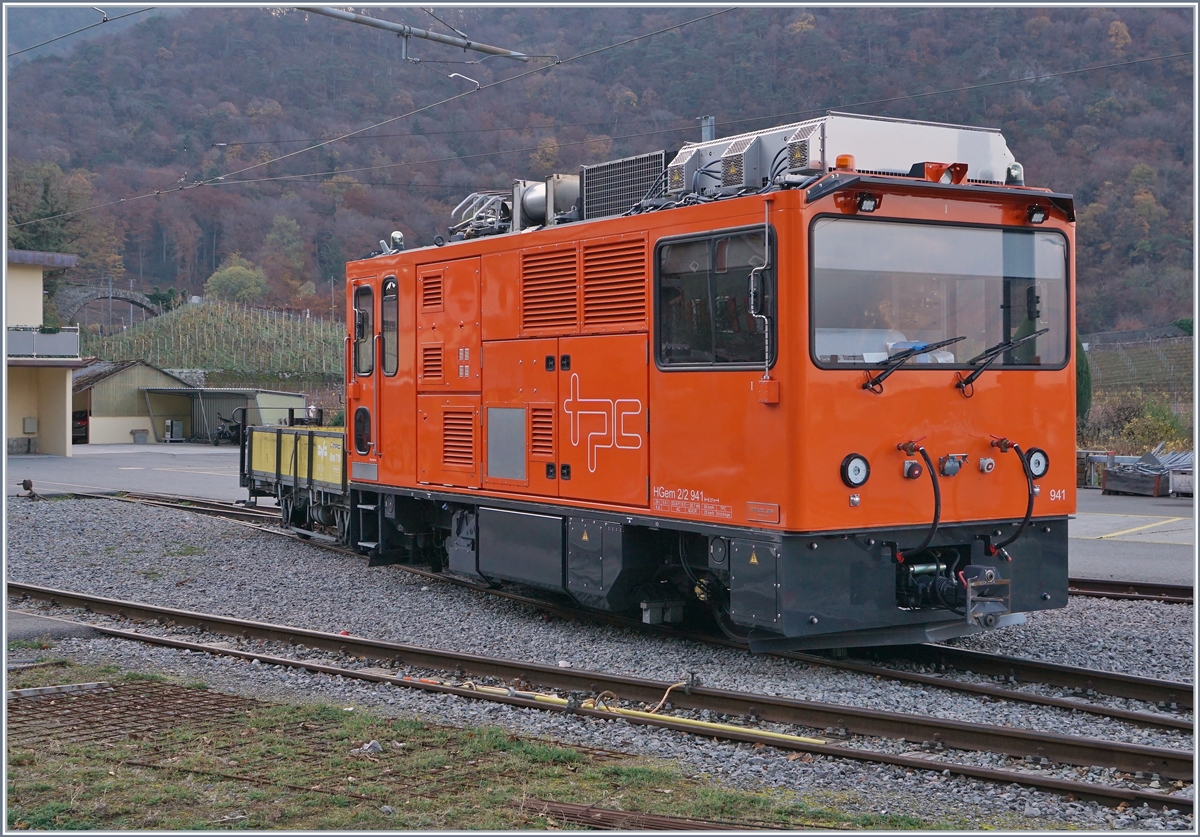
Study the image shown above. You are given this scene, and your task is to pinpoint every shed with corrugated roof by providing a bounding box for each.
[72,360,192,444]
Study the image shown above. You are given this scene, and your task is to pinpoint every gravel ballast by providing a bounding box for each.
[6,497,1195,829]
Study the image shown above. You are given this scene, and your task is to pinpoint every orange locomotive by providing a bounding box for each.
[245,111,1076,650]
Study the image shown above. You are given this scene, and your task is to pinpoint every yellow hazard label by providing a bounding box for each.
[582,530,590,542]
[749,551,758,565]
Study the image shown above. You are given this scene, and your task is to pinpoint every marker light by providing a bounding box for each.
[1025,447,1050,479]
[1027,205,1048,224]
[841,453,871,487]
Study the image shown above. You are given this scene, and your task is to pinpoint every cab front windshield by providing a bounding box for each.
[810,218,1068,368]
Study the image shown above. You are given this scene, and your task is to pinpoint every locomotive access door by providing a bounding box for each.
[348,276,379,482]
[481,338,559,497]
[558,334,649,507]
[416,257,481,488]
[376,267,417,485]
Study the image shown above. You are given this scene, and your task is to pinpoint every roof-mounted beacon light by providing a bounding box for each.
[1006,162,1025,186]
[835,154,856,171]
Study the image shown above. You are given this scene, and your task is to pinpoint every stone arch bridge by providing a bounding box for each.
[53,284,163,323]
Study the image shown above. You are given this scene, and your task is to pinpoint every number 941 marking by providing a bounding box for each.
[1049,488,1066,501]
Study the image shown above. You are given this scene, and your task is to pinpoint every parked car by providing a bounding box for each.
[72,410,89,444]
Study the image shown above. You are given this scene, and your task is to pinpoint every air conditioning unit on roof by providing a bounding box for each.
[665,111,1016,195]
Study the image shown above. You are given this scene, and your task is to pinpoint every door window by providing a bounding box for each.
[353,285,374,376]
[381,278,398,376]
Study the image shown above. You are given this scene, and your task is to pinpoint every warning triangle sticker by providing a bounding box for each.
[582,530,590,542]
[749,550,758,565]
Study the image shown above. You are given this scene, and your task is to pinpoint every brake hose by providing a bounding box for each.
[896,446,941,563]
[991,443,1035,555]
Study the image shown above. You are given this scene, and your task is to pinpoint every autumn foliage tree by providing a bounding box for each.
[5,6,1193,329]
[203,254,267,303]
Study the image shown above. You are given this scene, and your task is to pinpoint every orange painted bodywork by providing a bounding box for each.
[345,182,1076,535]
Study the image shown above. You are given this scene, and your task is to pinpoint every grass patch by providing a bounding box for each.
[7,638,54,652]
[164,545,204,557]
[7,661,121,690]
[5,664,940,830]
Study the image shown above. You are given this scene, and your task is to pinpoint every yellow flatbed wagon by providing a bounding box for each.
[243,426,348,541]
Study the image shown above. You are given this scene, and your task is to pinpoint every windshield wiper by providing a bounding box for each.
[955,328,1049,391]
[862,335,966,393]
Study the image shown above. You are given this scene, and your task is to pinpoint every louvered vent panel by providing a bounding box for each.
[521,249,578,332]
[421,344,444,382]
[582,240,647,329]
[442,409,475,469]
[421,274,443,310]
[530,407,555,459]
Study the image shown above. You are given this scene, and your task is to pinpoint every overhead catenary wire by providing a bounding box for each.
[11,7,733,230]
[175,49,1200,191]
[11,45,1190,229]
[6,7,154,58]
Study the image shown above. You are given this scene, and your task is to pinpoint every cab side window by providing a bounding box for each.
[656,227,775,368]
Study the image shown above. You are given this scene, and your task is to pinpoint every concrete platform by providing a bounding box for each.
[1069,488,1195,586]
[7,609,97,642]
[6,443,249,503]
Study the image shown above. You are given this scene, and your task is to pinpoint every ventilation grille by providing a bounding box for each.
[786,121,822,173]
[521,249,578,332]
[420,344,444,382]
[666,164,687,193]
[787,139,810,171]
[582,239,646,329]
[530,407,554,459]
[721,155,745,187]
[442,409,475,469]
[420,273,443,310]
[581,150,666,219]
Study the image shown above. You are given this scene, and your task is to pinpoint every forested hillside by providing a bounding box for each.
[7,6,1193,333]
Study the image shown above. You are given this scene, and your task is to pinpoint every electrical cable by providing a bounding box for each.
[421,7,469,40]
[11,7,733,230]
[897,447,941,561]
[196,46,1192,189]
[13,42,1187,228]
[6,7,154,58]
[213,113,698,145]
[992,444,1036,553]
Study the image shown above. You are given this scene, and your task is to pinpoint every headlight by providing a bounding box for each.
[1026,448,1049,479]
[841,454,871,487]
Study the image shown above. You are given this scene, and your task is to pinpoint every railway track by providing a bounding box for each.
[1068,578,1194,605]
[6,582,1193,813]
[46,492,1197,724]
[64,490,279,525]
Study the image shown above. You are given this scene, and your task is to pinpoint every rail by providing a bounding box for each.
[1068,577,1193,605]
